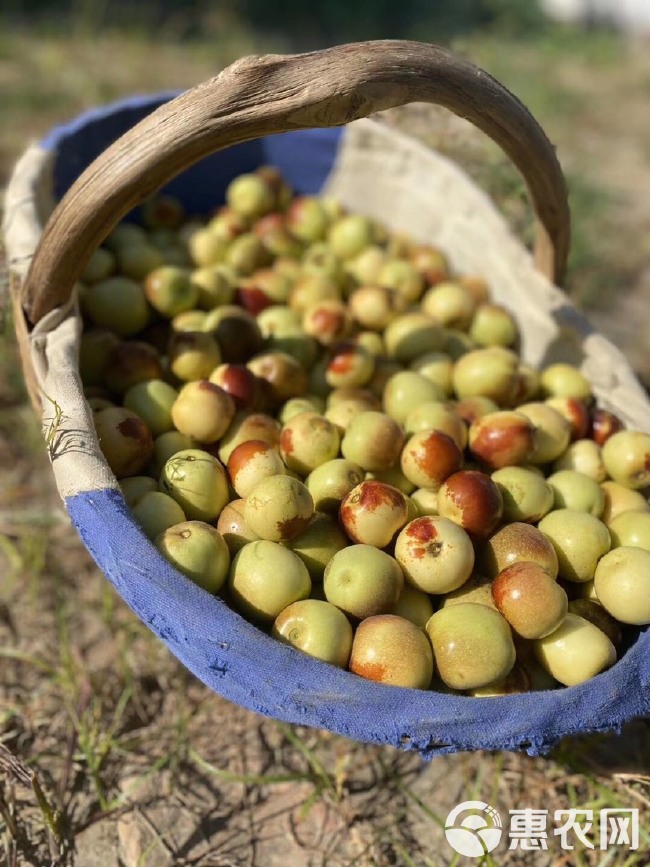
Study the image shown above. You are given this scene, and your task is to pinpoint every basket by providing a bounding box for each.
[4,41,650,757]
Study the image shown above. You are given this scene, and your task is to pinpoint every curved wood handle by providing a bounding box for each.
[22,40,570,324]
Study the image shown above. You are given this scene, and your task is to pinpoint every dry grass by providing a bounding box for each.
[1,21,649,867]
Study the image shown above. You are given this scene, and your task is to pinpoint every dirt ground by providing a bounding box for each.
[1,25,650,867]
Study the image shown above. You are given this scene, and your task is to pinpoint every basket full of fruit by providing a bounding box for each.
[5,41,650,757]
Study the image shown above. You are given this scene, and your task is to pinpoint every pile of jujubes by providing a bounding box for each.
[79,166,650,696]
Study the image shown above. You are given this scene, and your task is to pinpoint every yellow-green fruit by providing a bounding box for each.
[350,615,433,689]
[160,449,229,522]
[286,196,330,243]
[340,411,405,472]
[217,411,281,464]
[116,243,164,280]
[347,285,405,331]
[187,227,228,267]
[537,509,610,582]
[168,331,221,381]
[279,412,341,475]
[533,614,616,686]
[83,277,150,337]
[567,599,622,647]
[409,351,454,395]
[81,247,116,283]
[491,466,554,524]
[323,545,403,619]
[452,348,519,406]
[517,402,571,464]
[593,547,650,625]
[105,222,148,251]
[377,259,424,303]
[602,430,650,490]
[191,264,235,309]
[205,210,247,243]
[305,459,365,512]
[120,475,158,507]
[421,281,475,328]
[410,487,439,516]
[600,481,650,525]
[226,173,275,219]
[553,439,606,481]
[87,395,115,412]
[383,371,446,425]
[216,499,260,555]
[132,491,186,541]
[150,430,193,476]
[607,509,650,551]
[327,214,375,259]
[546,470,605,516]
[244,475,314,542]
[383,312,445,363]
[468,303,518,347]
[365,465,416,495]
[287,513,349,580]
[171,380,235,443]
[171,309,208,332]
[227,440,285,499]
[391,584,435,628]
[290,273,340,314]
[225,233,268,276]
[539,363,592,400]
[143,266,199,318]
[394,516,474,594]
[278,395,326,424]
[404,401,467,449]
[261,298,307,333]
[440,573,496,610]
[123,379,177,437]
[229,541,311,622]
[272,599,353,668]
[156,521,230,594]
[303,240,348,288]
[326,393,382,433]
[325,343,375,389]
[426,604,516,690]
[339,481,409,548]
[345,244,386,285]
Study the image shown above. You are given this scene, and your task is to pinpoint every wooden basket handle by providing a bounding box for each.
[21,40,570,325]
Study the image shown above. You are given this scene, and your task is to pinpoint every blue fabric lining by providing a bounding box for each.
[40,92,342,212]
[45,94,650,756]
[66,487,650,758]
